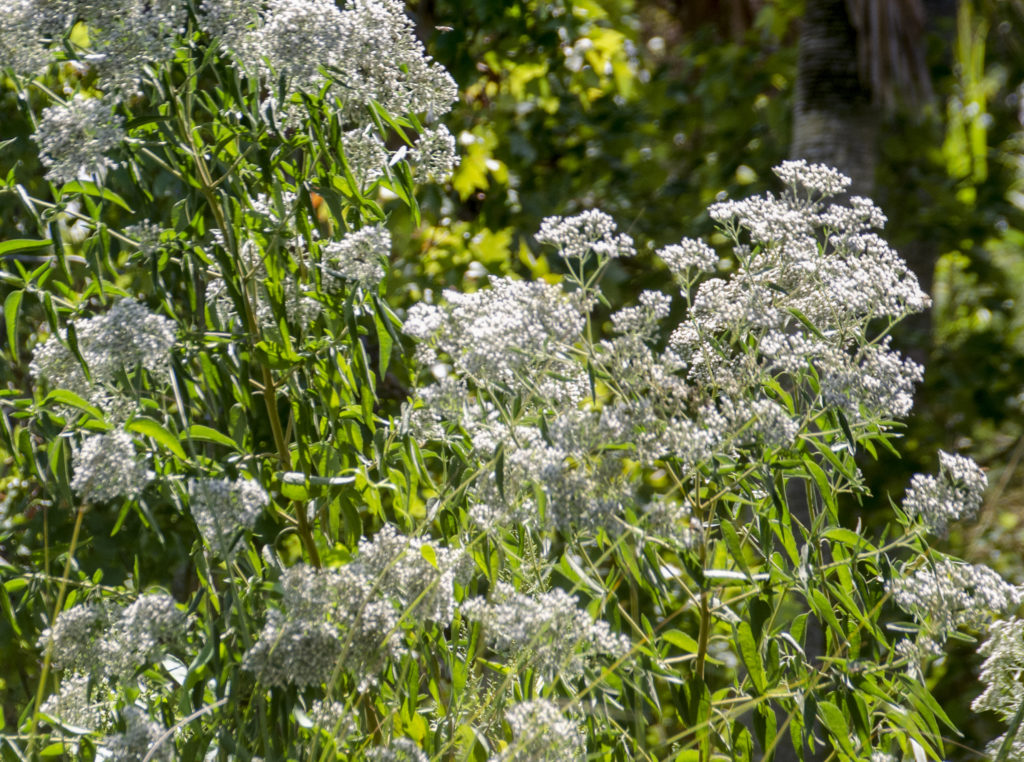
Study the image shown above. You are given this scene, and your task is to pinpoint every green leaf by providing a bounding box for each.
[817,700,856,755]
[184,424,238,451]
[0,239,52,257]
[823,527,875,552]
[126,418,187,460]
[43,389,106,422]
[373,306,393,379]
[736,621,766,693]
[4,290,22,361]
[662,629,699,653]
[58,180,134,212]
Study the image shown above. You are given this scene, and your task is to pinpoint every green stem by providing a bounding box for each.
[27,506,86,757]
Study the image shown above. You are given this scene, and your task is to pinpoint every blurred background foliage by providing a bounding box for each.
[4,0,1024,756]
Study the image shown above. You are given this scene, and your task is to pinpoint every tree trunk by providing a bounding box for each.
[791,0,879,196]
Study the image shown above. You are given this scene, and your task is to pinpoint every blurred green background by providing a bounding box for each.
[4,0,1024,756]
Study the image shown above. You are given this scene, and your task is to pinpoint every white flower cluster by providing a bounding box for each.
[657,238,718,276]
[366,739,429,762]
[71,431,152,504]
[536,209,637,260]
[461,581,629,681]
[888,559,1024,651]
[32,95,126,184]
[971,617,1024,722]
[500,700,585,762]
[188,477,268,558]
[902,451,987,535]
[102,706,172,762]
[199,0,457,119]
[341,126,389,186]
[673,162,928,424]
[1,0,186,89]
[773,159,852,198]
[244,526,467,690]
[31,299,177,419]
[410,125,460,183]
[321,226,390,289]
[404,277,586,388]
[39,593,188,679]
[40,672,107,732]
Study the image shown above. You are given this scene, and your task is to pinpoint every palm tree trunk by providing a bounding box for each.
[792,0,879,196]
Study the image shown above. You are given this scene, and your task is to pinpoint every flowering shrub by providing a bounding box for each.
[0,1,1021,760]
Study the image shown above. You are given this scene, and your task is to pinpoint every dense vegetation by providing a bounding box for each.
[2,1,1024,760]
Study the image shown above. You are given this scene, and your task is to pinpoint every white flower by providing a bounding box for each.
[461,581,629,680]
[536,209,636,260]
[773,159,852,198]
[71,431,151,504]
[188,477,268,558]
[410,124,459,183]
[321,226,390,288]
[33,94,125,184]
[657,238,718,275]
[902,451,987,535]
[501,700,585,762]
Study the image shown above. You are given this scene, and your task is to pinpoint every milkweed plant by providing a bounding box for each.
[0,1,1021,760]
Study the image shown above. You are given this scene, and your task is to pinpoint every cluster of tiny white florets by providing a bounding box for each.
[32,95,126,184]
[536,209,637,260]
[366,739,429,762]
[40,672,108,732]
[405,277,586,387]
[902,451,987,535]
[341,126,389,185]
[500,700,585,762]
[461,581,629,681]
[102,706,172,762]
[0,0,53,75]
[410,125,460,183]
[321,226,391,289]
[123,220,165,258]
[31,299,177,415]
[610,290,672,337]
[0,0,185,90]
[773,159,852,199]
[40,593,188,679]
[657,238,718,275]
[244,526,467,690]
[888,559,1024,650]
[71,431,152,504]
[199,0,457,120]
[971,617,1024,722]
[188,477,268,558]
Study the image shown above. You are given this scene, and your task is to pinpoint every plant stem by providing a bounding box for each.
[27,506,86,757]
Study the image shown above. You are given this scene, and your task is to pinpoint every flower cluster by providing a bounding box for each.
[410,125,460,183]
[31,299,177,419]
[32,95,126,184]
[500,700,584,762]
[244,526,467,690]
[39,593,188,680]
[902,451,987,535]
[188,477,268,558]
[536,209,637,260]
[888,559,1024,651]
[404,277,586,387]
[71,431,151,504]
[657,237,718,276]
[200,0,457,119]
[461,581,630,681]
[971,617,1024,722]
[321,226,391,289]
